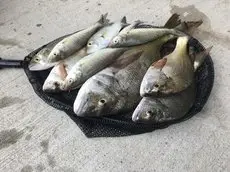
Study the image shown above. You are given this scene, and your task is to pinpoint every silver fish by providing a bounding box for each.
[140,37,211,96]
[140,36,193,96]
[109,16,203,48]
[73,34,176,117]
[109,24,184,48]
[28,35,69,71]
[87,16,127,54]
[132,83,195,124]
[47,13,109,62]
[42,47,87,92]
[62,48,126,90]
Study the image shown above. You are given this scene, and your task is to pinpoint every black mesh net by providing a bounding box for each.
[23,27,214,138]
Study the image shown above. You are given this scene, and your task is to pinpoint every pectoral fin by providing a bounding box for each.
[152,58,167,70]
[57,62,68,80]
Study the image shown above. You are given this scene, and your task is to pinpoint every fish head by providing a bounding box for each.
[74,80,119,117]
[42,71,64,92]
[132,97,169,124]
[140,67,168,96]
[62,70,83,90]
[109,35,126,47]
[42,80,64,92]
[29,49,56,71]
[48,48,62,62]
[87,37,108,54]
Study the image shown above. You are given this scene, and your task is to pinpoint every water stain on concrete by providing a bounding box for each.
[170,5,212,30]
[0,22,4,26]
[47,155,56,168]
[0,129,24,150]
[21,165,33,172]
[0,96,25,109]
[170,5,230,48]
[35,164,46,172]
[40,139,49,153]
[25,134,32,141]
[0,37,24,48]
[36,24,42,27]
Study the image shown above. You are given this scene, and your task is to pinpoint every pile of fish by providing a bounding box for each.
[29,13,212,124]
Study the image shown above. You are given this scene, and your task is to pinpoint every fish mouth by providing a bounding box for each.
[74,101,96,117]
[42,81,64,92]
[28,62,56,71]
[140,87,159,97]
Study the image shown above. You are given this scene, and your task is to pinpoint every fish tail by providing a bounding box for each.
[164,13,181,29]
[175,20,203,34]
[98,13,110,25]
[194,46,212,71]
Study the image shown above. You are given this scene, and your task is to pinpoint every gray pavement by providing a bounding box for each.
[0,0,230,171]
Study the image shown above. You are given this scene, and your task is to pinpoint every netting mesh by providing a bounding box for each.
[23,26,214,137]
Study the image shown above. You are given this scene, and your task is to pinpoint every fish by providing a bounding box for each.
[109,23,185,48]
[73,34,177,117]
[28,35,69,71]
[42,47,87,92]
[109,14,203,48]
[132,83,195,124]
[47,13,109,62]
[87,16,127,54]
[62,48,126,91]
[140,36,212,96]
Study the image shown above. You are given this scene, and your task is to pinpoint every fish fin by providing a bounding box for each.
[164,13,181,29]
[112,50,143,69]
[152,58,167,70]
[120,20,143,34]
[194,46,212,71]
[57,62,68,80]
[121,16,127,25]
[175,20,203,34]
[98,13,110,25]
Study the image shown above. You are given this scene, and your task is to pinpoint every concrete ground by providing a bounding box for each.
[0,0,230,171]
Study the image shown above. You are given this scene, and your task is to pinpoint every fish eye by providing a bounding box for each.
[154,84,159,88]
[147,110,153,115]
[145,110,153,118]
[98,99,106,106]
[88,42,92,46]
[114,39,118,43]
[54,53,57,56]
[68,78,73,84]
[34,58,39,62]
[54,82,60,87]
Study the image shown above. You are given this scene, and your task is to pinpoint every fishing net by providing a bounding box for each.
[22,26,214,138]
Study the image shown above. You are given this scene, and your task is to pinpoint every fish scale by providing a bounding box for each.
[132,83,196,124]
[73,34,177,117]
